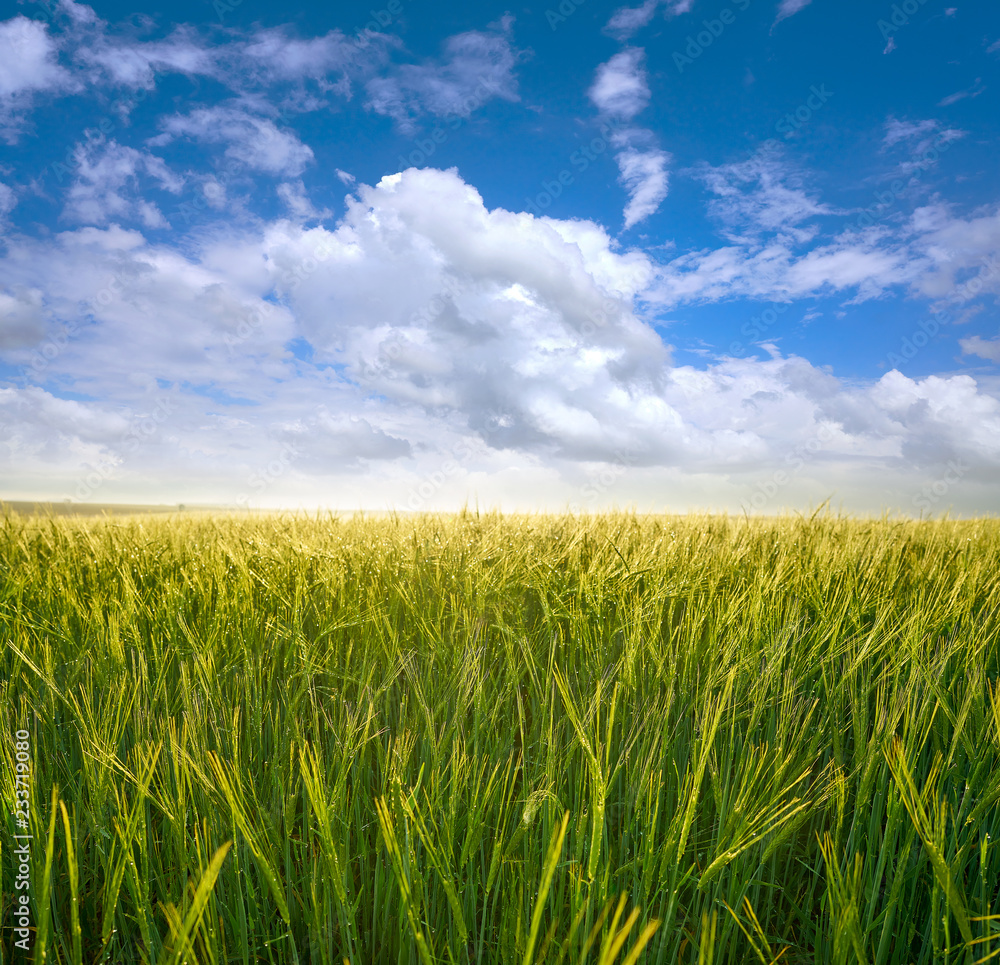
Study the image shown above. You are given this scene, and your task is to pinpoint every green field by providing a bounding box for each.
[2,510,999,964]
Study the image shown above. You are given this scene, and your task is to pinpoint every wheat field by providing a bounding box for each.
[2,509,999,964]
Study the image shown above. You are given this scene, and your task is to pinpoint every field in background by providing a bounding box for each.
[1,510,999,964]
[0,501,224,517]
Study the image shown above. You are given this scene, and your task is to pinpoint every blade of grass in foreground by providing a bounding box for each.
[523,811,569,965]
[157,841,232,965]
[885,737,974,949]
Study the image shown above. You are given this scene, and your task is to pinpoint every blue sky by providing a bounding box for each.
[1,0,999,513]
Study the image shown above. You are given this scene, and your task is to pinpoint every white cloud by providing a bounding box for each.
[75,23,222,89]
[882,116,966,169]
[588,48,650,120]
[938,80,985,107]
[640,186,1000,313]
[3,167,1000,512]
[904,205,1000,302]
[960,335,1000,362]
[604,0,662,40]
[63,140,183,225]
[0,181,15,221]
[365,18,521,132]
[0,17,67,97]
[152,106,315,177]
[604,0,695,38]
[0,287,47,349]
[883,117,938,148]
[0,15,73,137]
[277,180,330,221]
[689,150,835,243]
[238,27,367,84]
[589,53,669,230]
[773,0,812,26]
[616,147,670,229]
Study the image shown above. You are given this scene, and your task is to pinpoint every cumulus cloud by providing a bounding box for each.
[365,18,522,131]
[0,288,47,349]
[604,0,662,40]
[0,17,68,97]
[588,48,650,120]
[905,206,1000,302]
[151,106,315,177]
[639,183,1000,312]
[0,15,73,137]
[3,167,1000,512]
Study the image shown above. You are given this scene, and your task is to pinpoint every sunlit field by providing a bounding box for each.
[2,510,999,964]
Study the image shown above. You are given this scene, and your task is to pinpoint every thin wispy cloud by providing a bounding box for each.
[603,0,694,41]
[773,0,813,28]
[365,17,522,131]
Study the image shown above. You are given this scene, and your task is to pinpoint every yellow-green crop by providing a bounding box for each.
[1,509,999,964]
